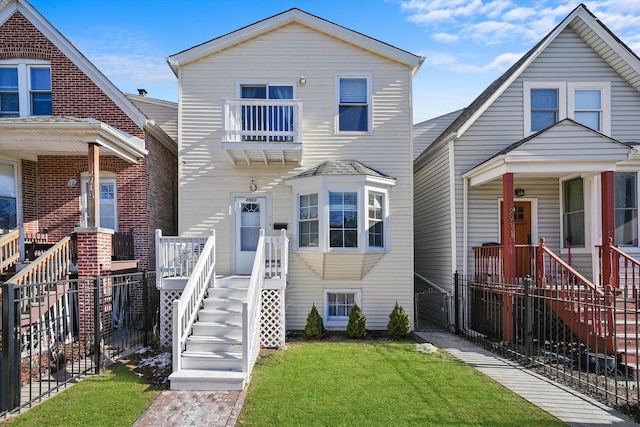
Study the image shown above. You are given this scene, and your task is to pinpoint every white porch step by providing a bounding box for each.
[197,309,243,324]
[180,351,243,370]
[186,334,242,352]
[214,275,250,289]
[202,298,243,311]
[207,287,247,301]
[169,369,247,391]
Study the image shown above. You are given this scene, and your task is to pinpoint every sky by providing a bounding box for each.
[27,0,640,124]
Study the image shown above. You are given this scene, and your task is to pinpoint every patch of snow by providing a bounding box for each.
[138,352,172,370]
[416,343,438,354]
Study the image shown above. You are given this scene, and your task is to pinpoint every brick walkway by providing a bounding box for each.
[132,389,246,427]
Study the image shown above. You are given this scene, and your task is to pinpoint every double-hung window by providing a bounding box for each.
[0,60,51,117]
[568,82,610,134]
[337,75,370,133]
[329,192,358,248]
[299,193,319,247]
[615,172,638,247]
[562,177,585,248]
[530,89,559,132]
[368,192,384,247]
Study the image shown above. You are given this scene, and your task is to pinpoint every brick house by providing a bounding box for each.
[0,0,177,280]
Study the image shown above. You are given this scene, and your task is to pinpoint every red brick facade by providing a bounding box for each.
[1,11,177,271]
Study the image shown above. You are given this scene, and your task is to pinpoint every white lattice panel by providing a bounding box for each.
[160,290,182,347]
[261,289,285,348]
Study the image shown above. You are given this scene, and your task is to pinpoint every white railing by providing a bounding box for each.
[222,99,303,143]
[0,228,20,273]
[264,229,289,284]
[155,230,209,284]
[172,230,216,372]
[243,229,267,375]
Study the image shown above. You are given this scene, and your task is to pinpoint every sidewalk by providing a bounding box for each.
[415,331,637,426]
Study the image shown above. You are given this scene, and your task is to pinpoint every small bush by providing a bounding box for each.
[304,304,326,339]
[346,304,367,338]
[387,302,411,339]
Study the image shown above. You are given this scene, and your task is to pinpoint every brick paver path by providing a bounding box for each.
[133,389,246,427]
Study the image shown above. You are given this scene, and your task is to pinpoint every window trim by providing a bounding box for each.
[568,81,611,135]
[323,288,362,329]
[335,73,372,135]
[0,59,51,117]
[523,81,566,136]
[236,81,297,99]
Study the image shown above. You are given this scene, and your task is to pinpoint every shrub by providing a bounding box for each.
[346,304,367,338]
[304,304,326,339]
[387,302,411,339]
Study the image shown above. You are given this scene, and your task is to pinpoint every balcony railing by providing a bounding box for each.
[222,99,303,143]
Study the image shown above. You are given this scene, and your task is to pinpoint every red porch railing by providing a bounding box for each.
[473,244,535,283]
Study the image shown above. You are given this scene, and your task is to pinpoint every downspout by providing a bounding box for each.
[462,166,468,278]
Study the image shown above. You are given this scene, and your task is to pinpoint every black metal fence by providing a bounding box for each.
[0,271,159,417]
[455,272,640,413]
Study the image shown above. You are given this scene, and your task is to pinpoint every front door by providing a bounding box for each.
[501,200,533,276]
[234,197,266,274]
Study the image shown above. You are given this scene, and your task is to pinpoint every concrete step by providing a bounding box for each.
[180,351,243,371]
[169,369,247,391]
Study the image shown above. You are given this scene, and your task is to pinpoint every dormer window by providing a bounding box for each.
[0,60,51,117]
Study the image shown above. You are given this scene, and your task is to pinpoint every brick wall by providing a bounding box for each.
[3,11,178,270]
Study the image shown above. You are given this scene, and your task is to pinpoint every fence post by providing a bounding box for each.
[142,271,149,347]
[93,275,101,374]
[1,282,20,412]
[524,275,533,365]
[454,272,460,335]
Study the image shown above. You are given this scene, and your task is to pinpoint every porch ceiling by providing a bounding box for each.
[0,116,148,163]
[463,119,632,187]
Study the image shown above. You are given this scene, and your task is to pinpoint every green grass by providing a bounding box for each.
[1,362,160,427]
[239,341,566,426]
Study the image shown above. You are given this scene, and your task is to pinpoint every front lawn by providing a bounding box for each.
[239,341,565,426]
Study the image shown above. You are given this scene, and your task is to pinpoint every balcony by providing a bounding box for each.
[222,99,303,165]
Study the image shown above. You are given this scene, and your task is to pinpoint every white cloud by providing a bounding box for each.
[432,32,459,43]
[425,50,522,74]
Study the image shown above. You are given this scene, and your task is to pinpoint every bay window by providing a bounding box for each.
[329,191,358,248]
[299,193,319,247]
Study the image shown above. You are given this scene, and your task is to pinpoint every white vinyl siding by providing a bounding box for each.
[178,22,414,330]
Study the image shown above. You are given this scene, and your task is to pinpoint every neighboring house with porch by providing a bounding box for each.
[0,0,177,283]
[414,4,640,348]
[157,8,422,390]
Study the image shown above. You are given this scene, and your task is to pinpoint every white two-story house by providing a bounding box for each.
[167,8,422,332]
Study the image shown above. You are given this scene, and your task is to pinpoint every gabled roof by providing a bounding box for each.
[462,119,632,187]
[288,160,395,181]
[0,0,176,152]
[126,94,178,154]
[413,109,463,160]
[167,8,424,75]
[414,3,640,168]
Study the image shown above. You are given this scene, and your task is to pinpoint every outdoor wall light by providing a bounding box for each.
[67,178,77,188]
[515,188,525,197]
[299,76,306,85]
[250,179,257,192]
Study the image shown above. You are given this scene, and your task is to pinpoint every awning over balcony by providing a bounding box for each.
[0,116,148,164]
[463,119,633,187]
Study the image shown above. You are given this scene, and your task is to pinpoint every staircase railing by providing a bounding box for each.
[7,235,73,285]
[0,228,20,273]
[155,230,209,282]
[536,238,615,350]
[243,229,267,375]
[599,238,640,294]
[172,230,216,372]
[264,229,289,284]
